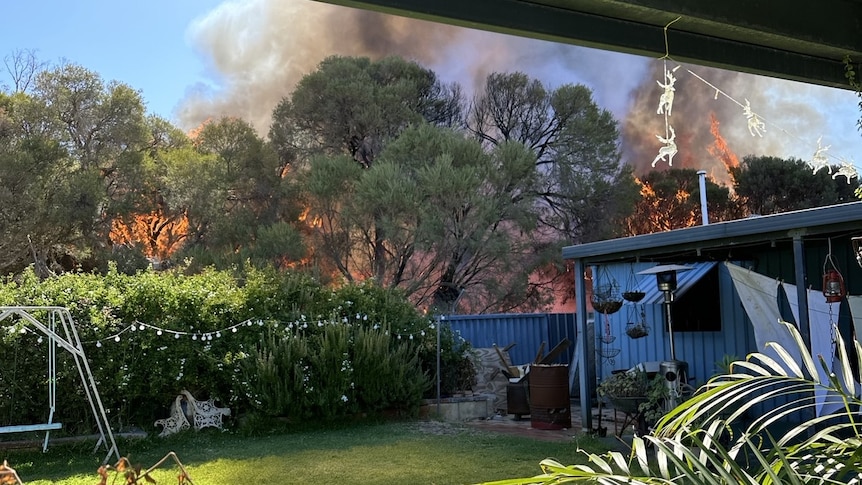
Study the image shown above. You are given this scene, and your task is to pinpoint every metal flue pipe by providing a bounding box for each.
[697,170,709,225]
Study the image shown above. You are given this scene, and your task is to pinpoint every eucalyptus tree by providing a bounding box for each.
[27,63,153,266]
[170,116,306,269]
[0,91,100,275]
[269,55,463,171]
[467,72,638,304]
[468,72,638,244]
[302,123,553,312]
[273,58,640,310]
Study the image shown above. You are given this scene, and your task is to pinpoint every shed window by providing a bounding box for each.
[671,266,721,332]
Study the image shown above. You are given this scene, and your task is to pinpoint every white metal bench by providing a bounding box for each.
[0,423,63,433]
[0,422,63,452]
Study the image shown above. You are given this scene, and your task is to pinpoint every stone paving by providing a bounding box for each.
[462,402,635,443]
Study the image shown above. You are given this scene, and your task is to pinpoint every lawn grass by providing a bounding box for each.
[2,419,612,484]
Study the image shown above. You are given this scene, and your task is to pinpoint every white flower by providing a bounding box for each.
[341,395,349,402]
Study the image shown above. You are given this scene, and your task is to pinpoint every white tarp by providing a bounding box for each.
[725,263,801,369]
[846,295,862,345]
[725,262,861,417]
[781,282,845,416]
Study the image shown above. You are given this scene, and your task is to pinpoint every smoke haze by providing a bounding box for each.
[179,0,646,134]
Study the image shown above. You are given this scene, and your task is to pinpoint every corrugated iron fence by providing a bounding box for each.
[443,313,576,365]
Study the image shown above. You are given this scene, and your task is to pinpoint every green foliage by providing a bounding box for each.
[715,353,740,375]
[597,369,667,424]
[239,320,429,421]
[301,121,555,312]
[269,55,461,167]
[351,325,429,412]
[0,267,454,432]
[239,326,309,419]
[597,369,651,398]
[469,73,637,244]
[424,323,475,397]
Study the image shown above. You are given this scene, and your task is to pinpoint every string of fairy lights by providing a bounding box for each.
[651,17,859,186]
[83,314,436,347]
[5,313,438,346]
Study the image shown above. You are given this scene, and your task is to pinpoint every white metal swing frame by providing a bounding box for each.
[0,306,119,463]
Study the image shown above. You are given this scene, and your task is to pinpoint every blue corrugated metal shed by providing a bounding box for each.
[591,261,754,386]
[564,202,862,432]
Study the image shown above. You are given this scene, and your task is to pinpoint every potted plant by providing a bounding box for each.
[597,368,667,424]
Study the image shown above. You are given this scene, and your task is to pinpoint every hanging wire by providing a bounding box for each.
[824,237,838,275]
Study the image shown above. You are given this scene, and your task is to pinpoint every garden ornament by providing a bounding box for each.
[155,390,231,437]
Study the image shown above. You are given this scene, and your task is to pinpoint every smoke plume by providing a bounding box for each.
[178,0,645,134]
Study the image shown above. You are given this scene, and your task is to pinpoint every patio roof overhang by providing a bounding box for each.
[314,0,862,90]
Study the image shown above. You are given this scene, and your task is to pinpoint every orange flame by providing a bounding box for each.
[626,175,699,235]
[187,118,213,144]
[707,113,739,173]
[110,211,189,262]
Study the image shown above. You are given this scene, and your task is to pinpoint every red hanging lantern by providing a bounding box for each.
[822,238,846,304]
[822,269,846,303]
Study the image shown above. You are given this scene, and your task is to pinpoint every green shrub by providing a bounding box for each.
[0,266,456,431]
[239,320,429,421]
[238,326,309,419]
[351,324,429,413]
[420,323,474,397]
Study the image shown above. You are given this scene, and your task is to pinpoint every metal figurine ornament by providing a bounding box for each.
[656,66,679,116]
[743,99,766,137]
[652,63,680,167]
[832,159,859,183]
[652,126,678,167]
[808,136,832,174]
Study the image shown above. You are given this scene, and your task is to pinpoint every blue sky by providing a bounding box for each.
[2,0,860,172]
[1,0,223,118]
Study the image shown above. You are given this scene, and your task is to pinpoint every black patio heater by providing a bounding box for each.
[638,264,692,410]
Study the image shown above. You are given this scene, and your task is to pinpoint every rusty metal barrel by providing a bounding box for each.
[528,364,571,430]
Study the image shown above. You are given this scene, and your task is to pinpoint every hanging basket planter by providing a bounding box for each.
[591,289,623,315]
[622,264,645,303]
[591,265,623,315]
[625,322,650,339]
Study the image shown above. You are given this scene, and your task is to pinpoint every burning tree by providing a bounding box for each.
[109,210,189,263]
[624,168,737,235]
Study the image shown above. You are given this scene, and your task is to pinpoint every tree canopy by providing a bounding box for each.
[8,51,855,312]
[273,59,636,311]
[730,155,859,215]
[624,168,739,235]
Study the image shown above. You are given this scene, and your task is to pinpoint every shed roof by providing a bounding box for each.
[563,202,862,264]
